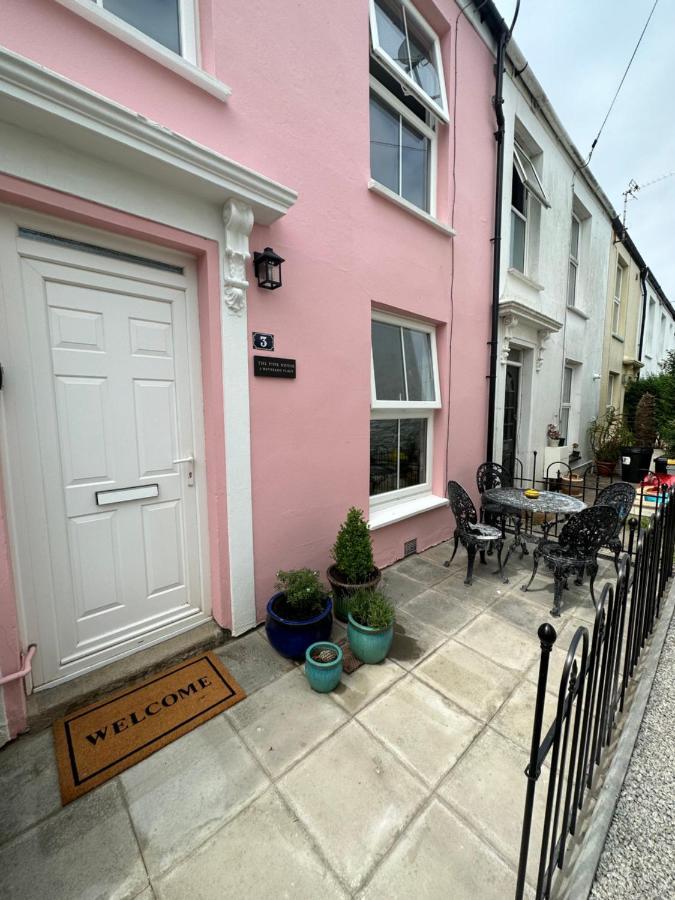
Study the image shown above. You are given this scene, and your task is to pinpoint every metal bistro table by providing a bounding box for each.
[482,487,586,576]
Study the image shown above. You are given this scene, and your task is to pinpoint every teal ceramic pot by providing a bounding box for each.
[304,642,343,693]
[347,613,394,664]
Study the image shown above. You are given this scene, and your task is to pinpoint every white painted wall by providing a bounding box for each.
[494,63,613,479]
[640,279,675,377]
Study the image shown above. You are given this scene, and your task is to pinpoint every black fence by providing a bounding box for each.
[514,484,675,899]
[507,452,669,559]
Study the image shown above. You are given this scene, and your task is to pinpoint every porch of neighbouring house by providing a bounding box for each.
[0,544,660,899]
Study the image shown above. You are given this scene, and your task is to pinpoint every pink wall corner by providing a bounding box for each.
[0,177,233,738]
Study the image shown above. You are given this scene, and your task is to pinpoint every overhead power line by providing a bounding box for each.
[583,0,660,168]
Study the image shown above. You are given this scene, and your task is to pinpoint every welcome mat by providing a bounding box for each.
[53,651,245,804]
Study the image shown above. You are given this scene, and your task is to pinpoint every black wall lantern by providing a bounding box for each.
[253,246,284,290]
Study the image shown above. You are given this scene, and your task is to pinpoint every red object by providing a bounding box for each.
[641,473,675,489]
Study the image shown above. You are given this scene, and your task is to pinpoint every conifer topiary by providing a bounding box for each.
[331,507,375,584]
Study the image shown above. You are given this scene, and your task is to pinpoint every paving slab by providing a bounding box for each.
[0,781,147,900]
[358,675,481,786]
[278,720,426,892]
[490,680,560,753]
[454,614,540,673]
[0,728,61,845]
[439,726,548,888]
[388,609,447,670]
[226,668,348,777]
[432,572,503,609]
[399,586,481,635]
[213,629,295,695]
[360,798,526,900]
[418,540,454,566]
[329,658,404,715]
[120,714,268,876]
[415,639,519,721]
[379,568,427,606]
[153,787,347,899]
[389,555,449,586]
[490,591,555,637]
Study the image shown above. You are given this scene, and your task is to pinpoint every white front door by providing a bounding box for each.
[0,212,210,687]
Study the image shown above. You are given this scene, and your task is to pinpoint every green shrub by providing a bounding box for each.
[634,392,657,447]
[625,375,675,434]
[331,507,375,583]
[659,419,675,457]
[349,589,394,629]
[588,407,633,461]
[275,568,325,619]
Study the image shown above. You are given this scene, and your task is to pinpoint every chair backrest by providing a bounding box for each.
[476,462,512,494]
[447,481,477,533]
[595,482,636,538]
[559,506,619,555]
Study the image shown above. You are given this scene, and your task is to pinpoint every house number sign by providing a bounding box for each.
[252,332,274,351]
[253,356,296,379]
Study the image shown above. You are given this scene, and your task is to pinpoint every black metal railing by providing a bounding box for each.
[506,452,669,558]
[514,484,675,899]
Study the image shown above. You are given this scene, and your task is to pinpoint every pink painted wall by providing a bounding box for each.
[0,0,495,671]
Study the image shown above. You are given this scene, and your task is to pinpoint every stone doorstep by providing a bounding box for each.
[25,619,228,734]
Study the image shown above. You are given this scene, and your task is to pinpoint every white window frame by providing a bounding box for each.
[370,311,440,510]
[567,214,580,308]
[607,372,618,412]
[52,0,230,101]
[513,142,550,208]
[560,364,573,441]
[369,0,449,124]
[612,263,623,335]
[510,166,528,273]
[369,76,437,216]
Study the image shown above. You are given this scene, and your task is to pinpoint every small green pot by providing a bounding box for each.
[347,613,394,664]
[304,642,343,693]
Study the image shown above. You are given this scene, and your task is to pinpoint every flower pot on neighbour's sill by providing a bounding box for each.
[265,592,333,660]
[347,612,394,664]
[326,565,381,623]
[304,642,343,693]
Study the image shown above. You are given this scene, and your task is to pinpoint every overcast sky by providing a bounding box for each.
[492,0,675,298]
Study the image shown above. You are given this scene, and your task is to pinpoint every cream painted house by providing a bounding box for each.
[598,224,644,416]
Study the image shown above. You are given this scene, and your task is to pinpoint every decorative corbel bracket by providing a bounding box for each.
[536,329,552,372]
[223,199,254,315]
[501,313,519,365]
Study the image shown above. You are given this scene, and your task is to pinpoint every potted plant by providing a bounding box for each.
[547,423,560,447]
[588,407,633,477]
[347,588,395,664]
[266,568,333,660]
[569,442,581,463]
[327,507,381,622]
[304,641,343,693]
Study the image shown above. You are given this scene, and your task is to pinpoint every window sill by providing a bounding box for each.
[507,268,545,292]
[612,333,625,343]
[54,0,231,101]
[567,305,589,320]
[369,494,448,531]
[368,180,455,236]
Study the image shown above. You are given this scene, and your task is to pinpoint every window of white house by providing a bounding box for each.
[369,0,449,123]
[510,142,549,273]
[612,263,623,335]
[370,314,440,507]
[86,0,197,61]
[567,215,580,307]
[646,297,656,355]
[607,372,618,411]
[560,365,573,441]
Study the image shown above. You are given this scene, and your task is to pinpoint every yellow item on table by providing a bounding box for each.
[668,459,675,465]
[524,489,540,499]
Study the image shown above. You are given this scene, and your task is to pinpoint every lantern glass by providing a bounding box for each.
[254,247,284,290]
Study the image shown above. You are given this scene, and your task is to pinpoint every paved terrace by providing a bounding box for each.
[0,545,620,900]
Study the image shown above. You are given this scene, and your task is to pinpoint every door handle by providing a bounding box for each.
[173,455,195,487]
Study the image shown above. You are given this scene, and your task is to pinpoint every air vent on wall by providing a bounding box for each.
[403,539,417,557]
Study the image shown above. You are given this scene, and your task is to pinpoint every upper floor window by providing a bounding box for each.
[560,364,573,441]
[567,215,580,307]
[612,263,623,334]
[509,142,549,274]
[369,0,448,123]
[370,313,440,506]
[85,0,196,61]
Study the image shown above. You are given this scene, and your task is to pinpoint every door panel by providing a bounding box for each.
[502,364,520,480]
[0,226,208,686]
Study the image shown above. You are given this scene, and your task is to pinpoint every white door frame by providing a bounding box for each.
[0,206,212,689]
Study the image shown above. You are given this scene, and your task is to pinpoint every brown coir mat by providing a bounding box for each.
[53,651,245,804]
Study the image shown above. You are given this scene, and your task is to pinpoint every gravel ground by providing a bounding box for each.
[589,608,675,899]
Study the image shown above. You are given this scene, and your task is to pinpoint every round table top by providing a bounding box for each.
[482,487,587,515]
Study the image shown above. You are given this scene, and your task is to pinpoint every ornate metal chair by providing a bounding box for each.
[594,481,636,571]
[445,481,506,585]
[522,506,618,617]
[476,461,522,544]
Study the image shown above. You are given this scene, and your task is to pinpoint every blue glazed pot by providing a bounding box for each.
[304,642,343,693]
[265,592,333,660]
[347,613,394,664]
